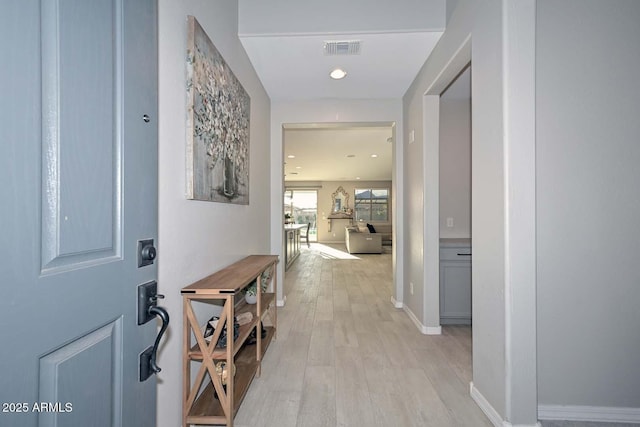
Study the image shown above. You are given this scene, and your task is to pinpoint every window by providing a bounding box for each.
[284,189,318,241]
[354,188,389,222]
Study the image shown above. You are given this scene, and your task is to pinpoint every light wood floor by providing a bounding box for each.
[234,243,492,427]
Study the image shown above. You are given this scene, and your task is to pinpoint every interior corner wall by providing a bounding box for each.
[536,0,640,411]
[270,99,403,306]
[157,1,271,427]
[446,0,460,24]
[439,97,471,238]
[403,0,507,420]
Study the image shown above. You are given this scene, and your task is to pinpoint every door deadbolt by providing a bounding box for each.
[142,245,156,261]
[138,239,156,267]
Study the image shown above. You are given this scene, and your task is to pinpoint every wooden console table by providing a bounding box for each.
[181,255,278,427]
[327,213,353,232]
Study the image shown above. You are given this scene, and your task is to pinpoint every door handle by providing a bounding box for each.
[138,281,170,381]
[139,304,170,382]
[147,306,169,374]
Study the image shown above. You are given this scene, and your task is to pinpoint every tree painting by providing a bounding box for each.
[186,16,250,204]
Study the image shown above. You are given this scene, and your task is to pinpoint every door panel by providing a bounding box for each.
[39,319,122,427]
[42,0,120,271]
[0,1,158,426]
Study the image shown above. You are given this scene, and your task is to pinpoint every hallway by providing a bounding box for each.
[235,244,491,426]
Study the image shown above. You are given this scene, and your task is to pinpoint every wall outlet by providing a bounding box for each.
[409,282,414,295]
[409,130,415,144]
[446,217,454,228]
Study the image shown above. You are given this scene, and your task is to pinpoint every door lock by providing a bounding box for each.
[137,239,156,267]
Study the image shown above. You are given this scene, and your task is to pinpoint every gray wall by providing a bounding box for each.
[536,0,640,409]
[157,1,272,426]
[446,0,460,24]
[404,0,508,417]
[439,73,471,239]
[239,0,445,35]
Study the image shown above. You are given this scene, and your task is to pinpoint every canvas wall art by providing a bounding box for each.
[186,15,250,204]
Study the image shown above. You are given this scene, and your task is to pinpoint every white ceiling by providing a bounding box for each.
[284,125,393,182]
[238,0,445,100]
[238,0,445,180]
[240,32,442,100]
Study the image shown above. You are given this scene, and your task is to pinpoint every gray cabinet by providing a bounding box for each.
[440,239,472,325]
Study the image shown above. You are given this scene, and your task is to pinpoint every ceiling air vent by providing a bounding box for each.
[323,40,361,56]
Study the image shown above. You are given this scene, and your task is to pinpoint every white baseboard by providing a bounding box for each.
[390,295,403,308]
[538,404,640,424]
[276,295,286,307]
[505,422,542,426]
[425,325,442,335]
[402,304,427,333]
[471,382,505,427]
[470,382,541,427]
[402,304,441,335]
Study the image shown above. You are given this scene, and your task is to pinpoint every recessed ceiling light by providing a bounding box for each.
[295,166,302,169]
[356,177,361,180]
[330,68,347,80]
[287,155,295,159]
[371,154,378,158]
[346,154,356,158]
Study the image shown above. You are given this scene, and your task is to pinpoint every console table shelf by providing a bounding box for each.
[181,255,278,427]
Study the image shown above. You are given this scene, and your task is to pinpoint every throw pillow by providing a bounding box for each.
[367,223,376,233]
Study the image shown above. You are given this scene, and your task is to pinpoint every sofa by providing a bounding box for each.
[353,222,392,246]
[371,224,392,246]
[345,227,382,254]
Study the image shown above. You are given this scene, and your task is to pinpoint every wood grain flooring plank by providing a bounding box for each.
[234,244,489,427]
[307,320,335,367]
[333,317,359,348]
[335,347,377,427]
[296,366,337,427]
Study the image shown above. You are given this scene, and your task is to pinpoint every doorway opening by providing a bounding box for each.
[284,189,318,242]
[281,121,399,301]
[438,65,472,327]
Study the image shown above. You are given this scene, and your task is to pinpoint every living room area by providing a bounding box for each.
[283,124,394,259]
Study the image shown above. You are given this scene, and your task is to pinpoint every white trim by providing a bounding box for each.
[276,295,287,307]
[425,326,442,335]
[390,295,403,308]
[471,382,506,427]
[403,304,427,333]
[471,382,542,427]
[402,304,441,335]
[538,405,640,424]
